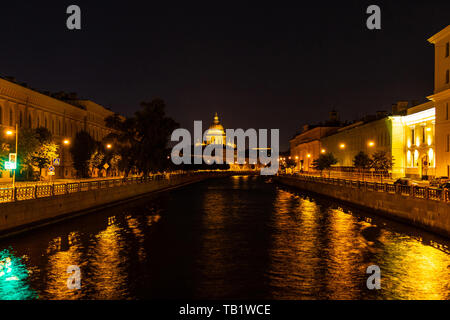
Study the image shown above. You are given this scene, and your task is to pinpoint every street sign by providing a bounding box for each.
[9,153,17,164]
[48,166,55,173]
[53,158,61,166]
[5,161,16,170]
[103,163,110,170]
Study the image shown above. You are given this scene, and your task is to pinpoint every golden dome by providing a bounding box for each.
[209,112,224,131]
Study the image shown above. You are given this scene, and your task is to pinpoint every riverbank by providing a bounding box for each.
[0,172,238,239]
[275,175,450,238]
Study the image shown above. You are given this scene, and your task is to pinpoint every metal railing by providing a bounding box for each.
[0,172,209,204]
[280,173,450,203]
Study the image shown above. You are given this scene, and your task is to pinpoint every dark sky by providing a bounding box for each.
[0,1,449,151]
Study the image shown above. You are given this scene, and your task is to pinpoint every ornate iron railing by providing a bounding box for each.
[280,174,450,203]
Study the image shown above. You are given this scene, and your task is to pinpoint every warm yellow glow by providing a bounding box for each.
[407,140,412,148]
[407,150,411,166]
[321,149,326,154]
[5,130,14,136]
[426,127,431,132]
[429,148,434,163]
[63,139,70,145]
[416,137,420,146]
[339,143,346,149]
[106,144,112,149]
[295,156,299,160]
[414,150,419,165]
[428,135,432,146]
[288,157,291,160]
[307,154,311,158]
[368,141,375,147]
[402,108,435,126]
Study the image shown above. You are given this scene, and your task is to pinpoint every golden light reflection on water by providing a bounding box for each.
[126,215,146,262]
[44,232,84,300]
[377,233,450,299]
[87,217,128,300]
[271,187,450,300]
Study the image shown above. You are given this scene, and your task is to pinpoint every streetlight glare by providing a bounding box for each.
[63,140,71,145]
[368,141,375,147]
[5,130,14,136]
[106,144,112,149]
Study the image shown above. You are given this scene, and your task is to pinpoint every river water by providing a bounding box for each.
[0,175,449,300]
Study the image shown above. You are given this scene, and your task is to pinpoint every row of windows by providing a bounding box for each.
[0,106,109,140]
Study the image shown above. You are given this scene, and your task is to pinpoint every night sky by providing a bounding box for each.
[0,1,449,150]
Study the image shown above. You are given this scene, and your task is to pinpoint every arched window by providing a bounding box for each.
[28,115,32,128]
[0,106,3,124]
[45,116,47,128]
[9,109,13,126]
[37,116,40,128]
[19,111,23,127]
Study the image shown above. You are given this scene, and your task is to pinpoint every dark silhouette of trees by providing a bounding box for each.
[353,151,371,181]
[70,131,98,178]
[312,152,338,177]
[105,98,179,176]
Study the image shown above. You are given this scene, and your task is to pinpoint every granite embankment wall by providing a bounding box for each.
[275,175,450,238]
[0,173,218,238]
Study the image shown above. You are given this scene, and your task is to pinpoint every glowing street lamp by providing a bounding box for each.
[63,139,71,145]
[4,125,18,188]
[321,149,326,154]
[368,141,375,147]
[339,143,346,149]
[106,144,112,149]
[307,154,311,158]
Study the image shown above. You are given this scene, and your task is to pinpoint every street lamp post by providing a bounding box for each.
[5,124,18,189]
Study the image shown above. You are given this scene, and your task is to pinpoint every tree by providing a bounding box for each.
[31,127,59,179]
[312,152,338,177]
[353,151,371,181]
[370,150,394,183]
[70,131,98,178]
[280,158,297,172]
[105,98,179,176]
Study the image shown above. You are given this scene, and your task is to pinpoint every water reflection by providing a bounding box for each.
[0,249,37,300]
[0,177,448,300]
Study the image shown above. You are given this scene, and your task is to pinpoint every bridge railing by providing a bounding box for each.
[280,173,450,203]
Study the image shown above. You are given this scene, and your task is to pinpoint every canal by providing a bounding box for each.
[0,175,449,300]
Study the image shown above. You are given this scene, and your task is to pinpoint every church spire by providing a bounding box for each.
[213,112,220,125]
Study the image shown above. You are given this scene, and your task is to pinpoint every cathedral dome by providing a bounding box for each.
[205,112,226,145]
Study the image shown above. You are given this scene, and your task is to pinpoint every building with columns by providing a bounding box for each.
[0,76,115,180]
[428,25,450,177]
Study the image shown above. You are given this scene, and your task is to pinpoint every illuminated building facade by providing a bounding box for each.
[428,25,450,177]
[290,125,339,172]
[0,77,115,180]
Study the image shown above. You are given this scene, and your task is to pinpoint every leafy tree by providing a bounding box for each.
[280,158,297,171]
[70,131,98,178]
[105,98,179,176]
[353,151,371,181]
[312,152,338,177]
[370,150,394,182]
[31,127,59,179]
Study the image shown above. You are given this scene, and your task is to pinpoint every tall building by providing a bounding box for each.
[0,76,115,180]
[428,25,450,177]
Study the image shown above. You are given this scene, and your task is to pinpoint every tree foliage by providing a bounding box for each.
[105,98,179,176]
[312,152,338,176]
[0,127,58,180]
[69,131,98,178]
[353,151,371,169]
